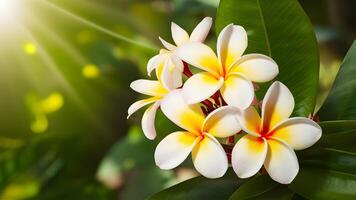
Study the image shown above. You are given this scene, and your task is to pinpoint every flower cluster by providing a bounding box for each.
[128,17,322,184]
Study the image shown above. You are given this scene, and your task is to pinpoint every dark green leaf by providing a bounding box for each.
[318,129,356,149]
[289,167,356,200]
[148,170,244,200]
[319,120,356,134]
[242,185,294,200]
[318,41,356,120]
[299,147,356,175]
[229,174,278,200]
[216,0,319,117]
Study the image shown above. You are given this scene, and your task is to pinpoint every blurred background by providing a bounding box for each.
[0,0,354,199]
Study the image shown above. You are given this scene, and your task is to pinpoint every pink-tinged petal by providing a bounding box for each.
[231,54,279,82]
[189,17,212,42]
[221,73,254,110]
[192,133,228,178]
[261,81,295,132]
[160,56,183,90]
[127,97,159,118]
[202,106,241,138]
[270,117,322,150]
[160,89,205,134]
[217,24,247,72]
[155,131,199,169]
[171,22,190,46]
[176,42,220,76]
[235,106,262,137]
[142,101,161,140]
[264,138,299,184]
[232,135,267,178]
[130,79,167,97]
[159,37,176,51]
[182,72,224,104]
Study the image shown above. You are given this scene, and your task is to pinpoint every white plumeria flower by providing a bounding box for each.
[127,79,170,140]
[155,89,240,178]
[147,17,213,89]
[232,81,322,184]
[177,24,279,109]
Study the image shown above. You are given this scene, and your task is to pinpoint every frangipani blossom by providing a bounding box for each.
[155,89,240,178]
[232,81,322,184]
[177,24,279,109]
[127,79,169,140]
[147,17,213,89]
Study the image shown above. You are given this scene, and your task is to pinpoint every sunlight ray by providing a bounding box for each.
[27,14,87,66]
[17,23,108,132]
[39,0,158,51]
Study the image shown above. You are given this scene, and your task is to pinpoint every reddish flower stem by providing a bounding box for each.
[183,62,193,77]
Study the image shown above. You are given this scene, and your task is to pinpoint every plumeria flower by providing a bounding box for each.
[147,17,213,89]
[155,89,240,178]
[232,81,322,184]
[177,24,279,109]
[127,79,170,140]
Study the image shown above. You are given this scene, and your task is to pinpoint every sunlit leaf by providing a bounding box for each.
[317,41,356,120]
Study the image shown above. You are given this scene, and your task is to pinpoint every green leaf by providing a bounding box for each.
[240,185,294,200]
[148,170,245,200]
[317,41,356,120]
[299,147,356,175]
[216,0,319,117]
[289,167,356,200]
[318,129,356,149]
[319,120,356,134]
[229,174,279,200]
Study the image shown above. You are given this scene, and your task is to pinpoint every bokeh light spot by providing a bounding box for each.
[41,92,64,114]
[24,42,37,55]
[82,64,100,79]
[31,115,48,134]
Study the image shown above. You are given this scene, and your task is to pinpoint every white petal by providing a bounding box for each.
[155,131,199,169]
[171,22,190,46]
[176,42,220,76]
[182,72,224,104]
[217,24,247,71]
[235,106,262,137]
[160,89,205,134]
[202,106,241,138]
[189,17,212,42]
[192,133,228,178]
[130,79,167,96]
[271,117,322,150]
[232,135,267,178]
[221,73,254,109]
[231,54,279,82]
[264,138,299,184]
[147,54,161,76]
[161,56,183,90]
[142,101,161,140]
[159,37,176,51]
[261,81,295,132]
[127,97,158,118]
[171,54,184,72]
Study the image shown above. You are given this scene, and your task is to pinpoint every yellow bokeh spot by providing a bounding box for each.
[31,115,48,134]
[24,42,37,55]
[0,179,40,200]
[41,92,64,114]
[82,64,100,79]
